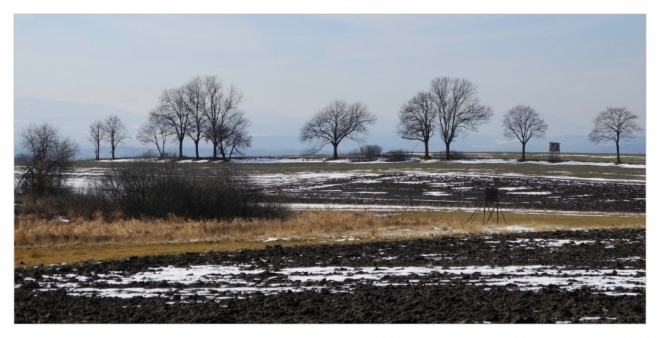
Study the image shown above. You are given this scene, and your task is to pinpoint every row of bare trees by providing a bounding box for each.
[138,76,250,161]
[88,115,129,160]
[299,77,495,161]
[395,77,494,160]
[299,76,643,163]
[393,77,642,162]
[82,75,642,163]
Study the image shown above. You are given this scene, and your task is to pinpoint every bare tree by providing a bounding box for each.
[16,123,78,200]
[157,87,190,158]
[396,91,437,160]
[300,100,377,159]
[184,76,206,159]
[102,115,129,160]
[502,105,548,161]
[87,120,105,160]
[219,111,252,161]
[588,107,644,164]
[136,109,174,158]
[429,77,493,160]
[201,76,246,161]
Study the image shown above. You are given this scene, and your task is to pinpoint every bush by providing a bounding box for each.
[383,149,413,162]
[91,162,287,220]
[349,144,382,162]
[15,123,78,200]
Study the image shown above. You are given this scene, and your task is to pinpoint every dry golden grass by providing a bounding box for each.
[14,210,645,267]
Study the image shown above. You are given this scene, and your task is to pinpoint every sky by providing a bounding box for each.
[14,13,646,130]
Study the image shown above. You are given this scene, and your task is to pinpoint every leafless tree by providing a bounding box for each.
[184,76,206,159]
[588,107,644,164]
[16,123,78,199]
[396,91,437,160]
[429,77,493,160]
[201,76,246,161]
[87,120,105,160]
[502,105,548,161]
[300,100,376,159]
[219,112,252,161]
[136,109,174,158]
[102,115,129,160]
[157,87,190,158]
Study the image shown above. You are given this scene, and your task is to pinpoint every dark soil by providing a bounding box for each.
[15,228,645,323]
[267,174,645,212]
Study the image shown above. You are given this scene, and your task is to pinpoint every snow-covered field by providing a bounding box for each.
[24,233,645,301]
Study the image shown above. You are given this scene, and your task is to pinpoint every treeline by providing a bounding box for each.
[78,75,644,163]
[87,76,250,161]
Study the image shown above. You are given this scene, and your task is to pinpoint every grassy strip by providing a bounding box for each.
[15,210,645,267]
[61,160,646,183]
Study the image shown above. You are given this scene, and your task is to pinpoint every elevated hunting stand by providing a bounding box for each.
[465,184,507,225]
[549,142,561,162]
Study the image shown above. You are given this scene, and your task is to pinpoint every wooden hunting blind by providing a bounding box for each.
[549,142,561,162]
[484,187,499,202]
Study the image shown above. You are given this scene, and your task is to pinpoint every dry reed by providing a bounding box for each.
[15,210,645,249]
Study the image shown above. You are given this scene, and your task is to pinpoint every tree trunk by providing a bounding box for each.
[111,134,116,159]
[333,143,338,159]
[212,142,218,159]
[178,139,184,159]
[194,140,200,160]
[616,141,621,164]
[445,142,450,161]
[424,141,430,160]
[521,142,526,161]
[220,146,227,162]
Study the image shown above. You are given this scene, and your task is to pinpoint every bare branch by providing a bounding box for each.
[137,109,175,158]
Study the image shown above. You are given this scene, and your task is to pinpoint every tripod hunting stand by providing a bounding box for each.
[465,186,507,225]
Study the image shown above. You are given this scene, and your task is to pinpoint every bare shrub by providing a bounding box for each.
[15,123,78,200]
[383,149,413,162]
[350,144,382,162]
[92,162,287,220]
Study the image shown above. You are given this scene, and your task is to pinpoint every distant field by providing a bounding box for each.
[14,151,645,266]
[55,152,646,185]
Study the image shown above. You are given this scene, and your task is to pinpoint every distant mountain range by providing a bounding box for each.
[14,97,645,159]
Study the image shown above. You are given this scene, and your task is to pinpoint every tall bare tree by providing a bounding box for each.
[16,123,78,200]
[588,107,644,164]
[136,108,174,158]
[201,76,246,161]
[87,120,105,160]
[157,87,190,158]
[396,91,437,160]
[502,105,548,161]
[300,100,377,159]
[102,115,129,160]
[184,76,206,159]
[429,77,493,160]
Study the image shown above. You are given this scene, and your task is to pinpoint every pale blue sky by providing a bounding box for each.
[14,14,646,131]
